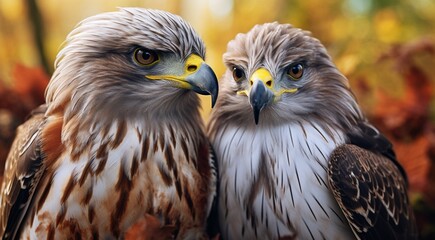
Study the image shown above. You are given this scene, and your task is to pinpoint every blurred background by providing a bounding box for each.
[0,0,434,238]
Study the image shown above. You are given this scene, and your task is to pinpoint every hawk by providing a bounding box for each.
[207,22,418,239]
[0,8,219,239]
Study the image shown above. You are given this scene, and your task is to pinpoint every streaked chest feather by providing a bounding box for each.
[24,121,211,239]
[213,122,355,239]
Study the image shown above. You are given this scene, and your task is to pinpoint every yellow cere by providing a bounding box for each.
[236,67,298,96]
[251,68,273,89]
[184,54,203,73]
[145,54,204,89]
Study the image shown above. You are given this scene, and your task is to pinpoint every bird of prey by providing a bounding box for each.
[0,8,218,239]
[208,22,418,239]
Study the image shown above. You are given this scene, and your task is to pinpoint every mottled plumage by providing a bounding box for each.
[0,8,218,239]
[208,22,417,239]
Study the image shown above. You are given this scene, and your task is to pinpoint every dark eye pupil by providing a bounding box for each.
[142,51,151,60]
[288,63,304,79]
[292,65,301,74]
[233,67,245,80]
[134,48,158,65]
[235,69,243,78]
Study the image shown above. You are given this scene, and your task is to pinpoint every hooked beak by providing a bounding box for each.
[248,68,274,124]
[146,54,219,108]
[185,62,219,108]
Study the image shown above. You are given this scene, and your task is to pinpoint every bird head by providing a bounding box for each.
[45,8,218,121]
[219,22,361,126]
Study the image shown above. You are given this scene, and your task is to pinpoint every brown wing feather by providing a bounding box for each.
[328,144,418,240]
[0,105,47,239]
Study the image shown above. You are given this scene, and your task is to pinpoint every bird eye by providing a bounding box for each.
[232,67,245,81]
[133,48,159,66]
[287,63,304,80]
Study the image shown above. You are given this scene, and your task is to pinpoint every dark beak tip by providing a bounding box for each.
[253,106,260,125]
[210,81,218,108]
[211,97,217,108]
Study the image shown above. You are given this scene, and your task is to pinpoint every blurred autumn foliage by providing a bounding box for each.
[0,64,48,174]
[1,0,435,239]
[358,39,435,238]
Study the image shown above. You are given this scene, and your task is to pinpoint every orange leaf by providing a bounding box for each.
[125,214,176,240]
[12,64,49,106]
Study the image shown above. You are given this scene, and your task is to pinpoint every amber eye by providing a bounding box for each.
[133,48,159,66]
[287,63,304,80]
[232,67,245,81]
